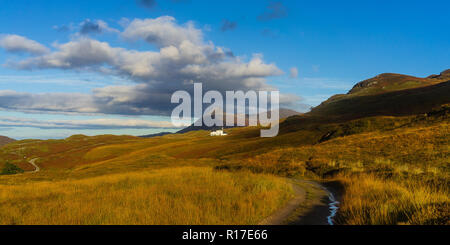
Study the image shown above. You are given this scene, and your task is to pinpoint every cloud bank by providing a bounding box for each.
[0,16,300,117]
[0,116,178,130]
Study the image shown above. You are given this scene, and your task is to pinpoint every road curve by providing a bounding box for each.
[27,158,40,173]
[258,179,339,225]
[258,181,306,225]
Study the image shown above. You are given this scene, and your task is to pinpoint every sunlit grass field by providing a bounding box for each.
[215,114,450,224]
[0,167,293,225]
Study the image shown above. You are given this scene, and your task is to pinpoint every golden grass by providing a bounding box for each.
[335,173,449,225]
[216,120,450,225]
[0,167,293,225]
[0,110,448,225]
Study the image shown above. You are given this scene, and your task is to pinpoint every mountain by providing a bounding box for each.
[176,108,302,134]
[140,109,302,137]
[311,70,450,120]
[278,108,303,119]
[279,69,450,133]
[0,136,15,147]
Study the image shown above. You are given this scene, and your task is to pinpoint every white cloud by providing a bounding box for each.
[13,38,120,69]
[122,16,203,48]
[0,16,301,116]
[0,34,49,55]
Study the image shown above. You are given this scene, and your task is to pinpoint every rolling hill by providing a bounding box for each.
[0,136,15,147]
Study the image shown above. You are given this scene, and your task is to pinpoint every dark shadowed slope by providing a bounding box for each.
[309,80,450,120]
[283,70,450,125]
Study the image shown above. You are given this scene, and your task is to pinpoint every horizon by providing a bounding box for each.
[0,0,449,139]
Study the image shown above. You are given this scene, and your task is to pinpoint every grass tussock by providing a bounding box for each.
[0,167,293,225]
[334,173,449,225]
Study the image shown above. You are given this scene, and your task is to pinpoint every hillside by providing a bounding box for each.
[347,72,444,96]
[310,80,450,120]
[279,70,450,133]
[427,69,450,80]
[0,136,15,147]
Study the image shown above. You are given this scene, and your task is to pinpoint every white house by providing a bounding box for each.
[210,128,227,136]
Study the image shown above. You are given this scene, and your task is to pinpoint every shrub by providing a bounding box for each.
[1,162,24,175]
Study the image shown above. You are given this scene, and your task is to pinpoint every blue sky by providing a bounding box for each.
[0,0,448,139]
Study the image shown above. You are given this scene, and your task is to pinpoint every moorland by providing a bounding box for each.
[0,70,449,225]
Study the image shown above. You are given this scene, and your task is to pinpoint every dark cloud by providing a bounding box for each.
[225,50,234,57]
[137,0,157,9]
[258,2,287,21]
[79,20,102,35]
[220,19,237,32]
[78,19,118,35]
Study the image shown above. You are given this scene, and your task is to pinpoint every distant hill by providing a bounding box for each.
[177,108,302,134]
[0,136,15,147]
[278,108,303,119]
[140,132,173,138]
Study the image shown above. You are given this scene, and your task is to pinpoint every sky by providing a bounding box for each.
[0,0,448,139]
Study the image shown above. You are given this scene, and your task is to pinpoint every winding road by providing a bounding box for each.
[27,158,40,173]
[259,179,340,225]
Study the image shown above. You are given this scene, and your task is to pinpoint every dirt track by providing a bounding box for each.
[258,179,339,225]
[27,158,40,172]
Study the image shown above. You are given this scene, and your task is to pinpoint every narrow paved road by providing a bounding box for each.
[28,158,40,173]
